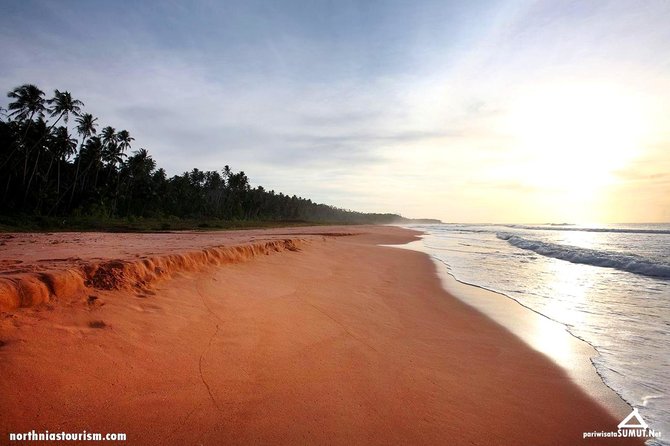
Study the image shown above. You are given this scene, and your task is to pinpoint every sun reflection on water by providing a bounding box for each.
[526,257,596,365]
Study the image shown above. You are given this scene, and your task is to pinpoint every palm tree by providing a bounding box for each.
[25,90,83,197]
[102,143,124,172]
[100,126,118,168]
[101,126,116,147]
[101,127,122,185]
[109,130,133,211]
[76,113,98,139]
[80,136,104,190]
[134,148,155,171]
[49,126,77,194]
[48,135,101,216]
[7,84,46,123]
[76,113,98,142]
[116,129,134,156]
[21,118,49,202]
[46,90,83,128]
[123,148,156,215]
[70,113,98,206]
[3,84,46,177]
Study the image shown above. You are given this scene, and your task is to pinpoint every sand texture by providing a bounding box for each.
[0,227,357,311]
[0,226,637,444]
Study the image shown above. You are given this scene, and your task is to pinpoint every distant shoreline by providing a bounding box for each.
[0,215,441,233]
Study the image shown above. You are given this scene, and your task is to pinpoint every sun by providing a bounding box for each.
[504,83,649,190]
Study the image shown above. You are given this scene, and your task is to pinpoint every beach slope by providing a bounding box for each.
[0,226,635,444]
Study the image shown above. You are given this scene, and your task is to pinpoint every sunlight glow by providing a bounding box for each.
[504,83,650,194]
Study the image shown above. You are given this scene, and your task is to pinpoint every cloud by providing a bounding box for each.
[2,0,670,222]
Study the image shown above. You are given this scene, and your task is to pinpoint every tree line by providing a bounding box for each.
[0,84,403,226]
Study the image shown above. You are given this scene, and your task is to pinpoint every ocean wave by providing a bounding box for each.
[503,224,670,235]
[496,233,670,279]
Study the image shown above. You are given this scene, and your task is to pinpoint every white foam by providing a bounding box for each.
[503,224,670,235]
[411,223,670,442]
[496,233,670,279]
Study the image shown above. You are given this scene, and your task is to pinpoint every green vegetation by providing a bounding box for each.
[1,84,406,231]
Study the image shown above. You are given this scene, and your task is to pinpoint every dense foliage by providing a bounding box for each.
[0,84,403,226]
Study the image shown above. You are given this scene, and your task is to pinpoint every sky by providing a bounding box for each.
[1,0,669,223]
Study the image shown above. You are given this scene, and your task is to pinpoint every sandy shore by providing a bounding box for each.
[0,226,637,444]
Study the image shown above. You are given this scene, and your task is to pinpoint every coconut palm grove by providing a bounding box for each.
[0,84,420,229]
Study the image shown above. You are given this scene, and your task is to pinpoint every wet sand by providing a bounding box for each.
[396,239,632,419]
[0,226,638,444]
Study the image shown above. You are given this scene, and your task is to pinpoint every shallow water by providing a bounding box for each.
[409,223,670,444]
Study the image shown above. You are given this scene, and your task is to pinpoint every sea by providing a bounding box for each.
[407,223,669,444]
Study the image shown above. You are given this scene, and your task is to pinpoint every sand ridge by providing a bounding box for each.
[0,227,366,312]
[0,239,305,311]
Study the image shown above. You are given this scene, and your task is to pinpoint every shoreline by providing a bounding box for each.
[395,238,632,419]
[0,225,639,444]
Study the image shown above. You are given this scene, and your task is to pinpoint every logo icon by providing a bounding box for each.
[618,407,648,430]
[583,407,662,440]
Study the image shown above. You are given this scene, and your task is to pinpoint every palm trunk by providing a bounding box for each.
[0,111,36,172]
[94,166,100,190]
[3,172,12,203]
[0,143,18,171]
[40,152,56,210]
[22,147,30,185]
[34,113,62,150]
[23,149,41,203]
[19,112,36,183]
[57,161,61,195]
[22,113,63,186]
[68,149,83,209]
[112,168,122,215]
[21,113,35,141]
